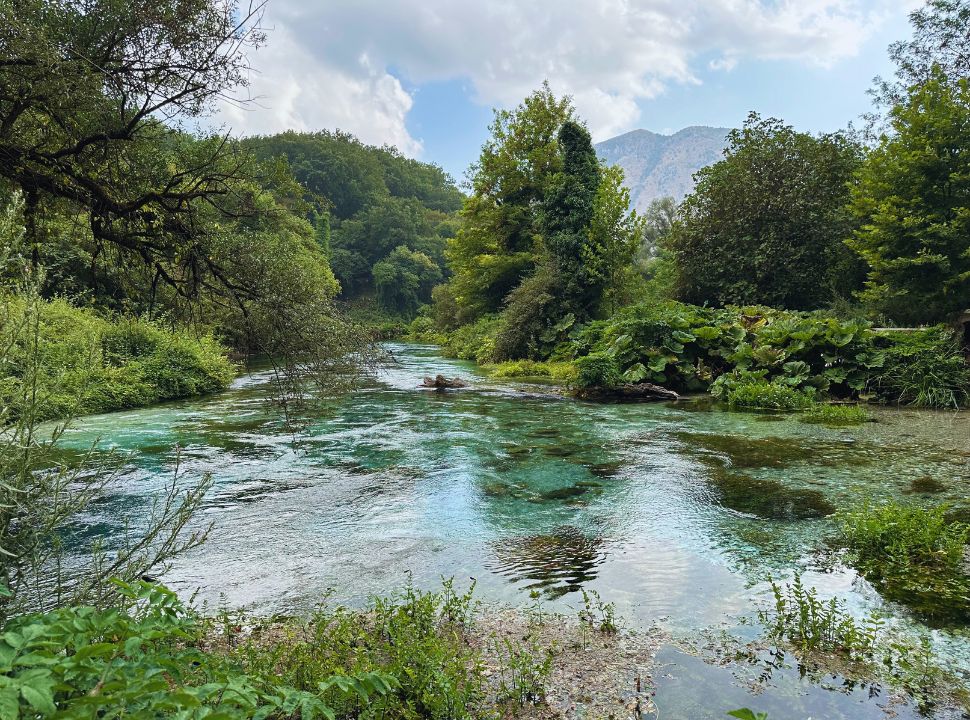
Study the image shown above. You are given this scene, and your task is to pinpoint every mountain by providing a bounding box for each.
[595,126,730,211]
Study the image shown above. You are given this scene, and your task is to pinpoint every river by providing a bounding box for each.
[58,343,970,717]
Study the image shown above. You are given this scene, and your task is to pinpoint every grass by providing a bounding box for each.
[870,327,970,408]
[834,501,970,622]
[799,404,874,426]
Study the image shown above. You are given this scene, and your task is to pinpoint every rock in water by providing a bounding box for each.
[420,374,468,389]
[576,383,678,403]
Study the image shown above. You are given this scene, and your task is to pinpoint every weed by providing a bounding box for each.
[492,635,554,707]
[758,574,881,659]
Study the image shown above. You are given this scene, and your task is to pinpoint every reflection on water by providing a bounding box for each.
[56,343,970,687]
[489,525,606,597]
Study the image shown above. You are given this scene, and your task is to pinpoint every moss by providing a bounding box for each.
[709,471,836,520]
[907,476,946,494]
[675,431,871,470]
[800,404,874,427]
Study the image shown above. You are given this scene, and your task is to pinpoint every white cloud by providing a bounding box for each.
[220,0,899,151]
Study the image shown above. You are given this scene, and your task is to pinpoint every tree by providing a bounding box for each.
[639,196,678,263]
[541,120,601,314]
[372,246,442,316]
[446,84,574,317]
[583,164,644,315]
[871,0,970,117]
[669,113,865,310]
[0,0,266,301]
[849,71,970,325]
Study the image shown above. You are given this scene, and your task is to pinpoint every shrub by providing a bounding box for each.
[800,404,874,426]
[869,327,970,408]
[0,580,393,720]
[835,502,970,621]
[442,315,501,364]
[0,297,236,421]
[574,352,622,389]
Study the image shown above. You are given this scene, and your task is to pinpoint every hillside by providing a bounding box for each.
[595,126,730,210]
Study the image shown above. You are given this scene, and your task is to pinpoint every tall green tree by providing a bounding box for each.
[446,84,574,317]
[372,246,442,317]
[0,0,265,300]
[849,71,970,325]
[871,0,970,115]
[542,120,601,313]
[669,113,865,310]
[583,164,644,315]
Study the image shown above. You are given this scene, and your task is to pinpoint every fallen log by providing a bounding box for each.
[420,374,468,389]
[575,383,679,403]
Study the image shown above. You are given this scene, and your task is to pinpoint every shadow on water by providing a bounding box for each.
[488,525,606,598]
[651,645,920,720]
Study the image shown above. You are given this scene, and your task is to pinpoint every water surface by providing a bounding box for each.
[60,343,970,712]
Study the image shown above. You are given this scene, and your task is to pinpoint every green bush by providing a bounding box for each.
[0,580,393,719]
[869,327,970,408]
[800,404,874,426]
[574,352,622,389]
[0,296,236,421]
[442,315,501,364]
[835,502,970,621]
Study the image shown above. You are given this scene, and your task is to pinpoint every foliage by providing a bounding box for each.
[232,580,485,720]
[835,502,970,621]
[723,380,816,411]
[491,264,569,361]
[446,84,574,318]
[571,301,968,407]
[542,120,601,316]
[869,327,970,408]
[669,113,865,310]
[799,404,874,426]
[583,164,645,315]
[728,710,769,720]
[574,352,622,389]
[372,246,442,317]
[442,315,502,364]
[759,574,880,659]
[0,295,235,422]
[870,0,970,119]
[491,636,553,708]
[0,0,265,302]
[0,580,394,720]
[849,72,970,325]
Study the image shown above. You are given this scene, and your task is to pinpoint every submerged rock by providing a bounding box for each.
[907,475,946,494]
[577,382,679,403]
[709,470,836,520]
[419,374,467,389]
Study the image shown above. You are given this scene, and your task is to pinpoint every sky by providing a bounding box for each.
[217,0,922,184]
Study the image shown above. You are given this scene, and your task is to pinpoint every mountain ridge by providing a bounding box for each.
[595,125,730,211]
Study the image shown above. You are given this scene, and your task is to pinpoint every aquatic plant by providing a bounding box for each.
[799,404,874,426]
[835,502,970,621]
[485,359,578,385]
[728,711,769,720]
[759,574,881,659]
[723,380,816,411]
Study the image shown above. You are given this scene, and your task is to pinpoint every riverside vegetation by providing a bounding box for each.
[1,0,970,718]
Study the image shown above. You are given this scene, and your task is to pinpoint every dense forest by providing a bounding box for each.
[1,0,969,718]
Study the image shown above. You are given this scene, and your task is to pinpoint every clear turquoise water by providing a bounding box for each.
[58,344,970,679]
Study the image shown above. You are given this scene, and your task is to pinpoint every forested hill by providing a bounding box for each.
[595,126,729,210]
[243,131,464,314]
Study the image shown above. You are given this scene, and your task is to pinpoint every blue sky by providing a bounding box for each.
[219,1,918,183]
